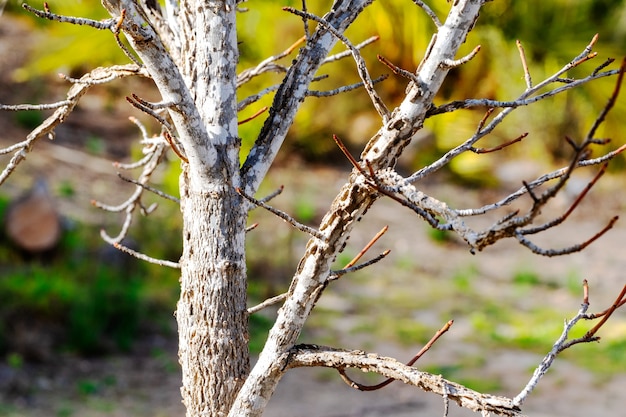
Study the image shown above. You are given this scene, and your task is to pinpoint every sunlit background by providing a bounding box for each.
[0,1,625,416]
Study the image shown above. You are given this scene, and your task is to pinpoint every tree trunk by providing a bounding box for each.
[178,166,249,417]
[174,1,247,416]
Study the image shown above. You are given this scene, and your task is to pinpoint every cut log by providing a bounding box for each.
[5,179,62,252]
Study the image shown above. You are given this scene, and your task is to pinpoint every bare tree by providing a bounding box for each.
[1,1,625,416]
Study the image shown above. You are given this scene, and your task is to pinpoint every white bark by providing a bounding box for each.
[240,0,373,195]
[102,1,246,415]
[230,1,486,415]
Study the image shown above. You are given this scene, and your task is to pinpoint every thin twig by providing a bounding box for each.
[307,75,388,97]
[126,95,174,131]
[346,226,388,269]
[238,106,268,125]
[300,0,310,40]
[516,40,532,89]
[377,55,419,83]
[118,173,180,203]
[322,36,379,64]
[521,163,607,235]
[248,293,287,314]
[284,7,391,122]
[238,85,281,112]
[329,250,391,279]
[514,281,626,407]
[516,216,618,257]
[579,284,626,341]
[471,132,527,154]
[113,9,144,66]
[338,320,454,391]
[586,56,626,140]
[22,3,115,29]
[238,36,306,87]
[258,185,284,204]
[440,45,481,69]
[236,187,326,241]
[100,230,181,269]
[245,223,259,233]
[412,0,442,27]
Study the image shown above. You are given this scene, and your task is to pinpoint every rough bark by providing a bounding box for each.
[101,1,246,415]
[178,166,249,417]
[174,2,247,415]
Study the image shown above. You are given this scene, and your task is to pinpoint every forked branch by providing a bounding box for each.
[354,56,626,256]
[0,65,148,186]
[514,281,626,406]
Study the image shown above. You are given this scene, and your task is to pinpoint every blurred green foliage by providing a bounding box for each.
[7,1,127,80]
[0,193,175,357]
[3,0,625,363]
[8,0,626,176]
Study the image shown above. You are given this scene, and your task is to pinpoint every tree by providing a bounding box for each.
[1,1,625,416]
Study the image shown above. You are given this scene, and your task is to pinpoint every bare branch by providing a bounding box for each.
[286,345,521,416]
[337,320,453,391]
[413,34,616,184]
[239,0,372,195]
[100,230,181,269]
[284,7,391,122]
[0,65,148,186]
[456,144,626,217]
[118,173,180,204]
[0,100,73,111]
[439,45,481,69]
[377,54,419,83]
[516,40,532,89]
[236,188,326,241]
[514,282,626,407]
[412,0,442,28]
[101,0,221,186]
[22,2,115,29]
[306,74,388,97]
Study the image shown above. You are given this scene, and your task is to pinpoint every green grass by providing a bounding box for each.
[423,359,502,393]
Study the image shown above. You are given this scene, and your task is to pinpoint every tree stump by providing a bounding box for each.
[5,179,61,252]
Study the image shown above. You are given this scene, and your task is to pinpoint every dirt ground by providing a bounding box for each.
[1,11,625,417]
